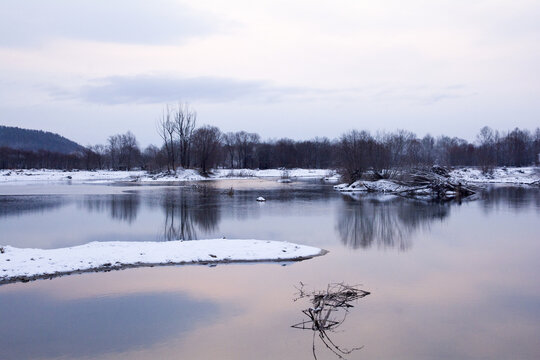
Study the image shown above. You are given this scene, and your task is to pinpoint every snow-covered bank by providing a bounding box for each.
[0,240,325,285]
[335,166,540,193]
[2,167,537,186]
[141,168,336,182]
[212,168,335,179]
[0,169,145,184]
[449,167,539,185]
[0,168,337,184]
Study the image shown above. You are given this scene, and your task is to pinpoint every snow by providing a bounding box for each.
[2,167,536,186]
[0,169,145,184]
[211,168,336,179]
[137,169,206,182]
[0,168,337,184]
[449,167,539,185]
[334,179,412,193]
[0,239,324,284]
[335,167,540,192]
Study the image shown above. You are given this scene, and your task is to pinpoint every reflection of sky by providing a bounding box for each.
[0,290,219,360]
[0,184,539,359]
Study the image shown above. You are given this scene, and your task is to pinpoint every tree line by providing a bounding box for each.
[1,104,539,177]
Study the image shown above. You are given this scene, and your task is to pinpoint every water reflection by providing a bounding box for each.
[81,193,141,223]
[336,195,450,251]
[158,187,221,241]
[480,186,540,213]
[0,195,67,218]
[1,184,538,250]
[78,188,221,240]
[1,183,540,359]
[0,291,218,360]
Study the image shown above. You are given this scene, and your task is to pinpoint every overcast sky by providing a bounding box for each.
[1,0,539,146]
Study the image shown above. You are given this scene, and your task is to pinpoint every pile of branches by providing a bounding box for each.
[292,283,370,359]
[395,166,477,201]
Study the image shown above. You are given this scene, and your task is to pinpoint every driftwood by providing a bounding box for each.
[399,167,477,201]
[340,166,479,201]
[381,166,476,201]
[292,283,370,359]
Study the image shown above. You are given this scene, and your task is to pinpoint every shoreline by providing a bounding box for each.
[0,168,338,185]
[1,167,538,186]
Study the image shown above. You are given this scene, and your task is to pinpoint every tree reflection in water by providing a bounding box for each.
[82,193,140,224]
[160,186,220,241]
[479,185,540,213]
[0,195,67,218]
[336,194,450,251]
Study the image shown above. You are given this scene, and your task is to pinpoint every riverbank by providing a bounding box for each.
[1,166,537,187]
[0,168,338,184]
[334,166,539,193]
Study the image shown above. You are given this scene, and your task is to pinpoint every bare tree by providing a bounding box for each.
[338,130,373,183]
[191,125,222,174]
[173,102,197,169]
[235,131,260,168]
[476,126,496,173]
[223,132,237,168]
[91,144,107,169]
[156,106,176,172]
[119,131,139,170]
[107,134,121,170]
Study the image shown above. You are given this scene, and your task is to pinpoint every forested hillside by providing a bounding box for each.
[0,126,84,154]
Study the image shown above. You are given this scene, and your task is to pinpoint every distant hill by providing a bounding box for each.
[0,125,85,154]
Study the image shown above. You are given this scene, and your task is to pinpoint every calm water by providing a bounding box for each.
[0,180,539,360]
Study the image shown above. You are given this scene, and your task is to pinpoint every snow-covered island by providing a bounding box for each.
[0,239,326,285]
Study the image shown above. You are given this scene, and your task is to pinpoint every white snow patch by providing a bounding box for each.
[0,239,324,284]
[334,179,411,193]
[212,168,335,179]
[137,169,206,182]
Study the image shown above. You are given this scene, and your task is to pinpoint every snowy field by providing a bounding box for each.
[0,239,324,285]
[0,168,337,184]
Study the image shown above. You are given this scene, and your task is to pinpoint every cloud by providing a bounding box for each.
[51,74,475,107]
[0,0,224,47]
[369,84,475,105]
[53,75,289,104]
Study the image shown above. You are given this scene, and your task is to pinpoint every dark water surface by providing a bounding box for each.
[0,180,539,360]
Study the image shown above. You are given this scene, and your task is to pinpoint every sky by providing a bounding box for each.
[0,0,539,147]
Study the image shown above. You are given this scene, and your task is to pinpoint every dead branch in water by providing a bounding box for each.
[292,283,370,359]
